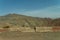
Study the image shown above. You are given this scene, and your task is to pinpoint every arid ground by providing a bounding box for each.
[0,31,60,40]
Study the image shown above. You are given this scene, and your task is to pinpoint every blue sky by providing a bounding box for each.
[0,0,60,18]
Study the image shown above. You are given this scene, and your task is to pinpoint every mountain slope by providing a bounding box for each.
[0,14,60,27]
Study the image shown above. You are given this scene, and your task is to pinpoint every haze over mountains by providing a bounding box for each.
[0,13,60,27]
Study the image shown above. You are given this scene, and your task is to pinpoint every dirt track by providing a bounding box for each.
[0,31,60,40]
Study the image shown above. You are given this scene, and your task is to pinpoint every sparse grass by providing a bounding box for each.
[0,31,60,40]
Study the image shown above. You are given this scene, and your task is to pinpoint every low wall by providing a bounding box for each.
[0,27,60,32]
[9,27,35,32]
[36,27,53,32]
[9,27,53,32]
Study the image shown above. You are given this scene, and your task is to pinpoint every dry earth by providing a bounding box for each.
[0,31,60,40]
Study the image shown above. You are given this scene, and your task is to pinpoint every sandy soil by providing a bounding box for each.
[0,31,60,40]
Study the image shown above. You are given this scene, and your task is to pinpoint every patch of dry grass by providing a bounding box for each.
[0,31,60,40]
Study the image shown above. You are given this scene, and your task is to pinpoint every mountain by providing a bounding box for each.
[0,13,60,28]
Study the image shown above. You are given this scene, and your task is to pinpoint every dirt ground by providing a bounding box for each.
[0,31,60,40]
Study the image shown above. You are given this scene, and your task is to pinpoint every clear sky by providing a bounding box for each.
[0,0,60,18]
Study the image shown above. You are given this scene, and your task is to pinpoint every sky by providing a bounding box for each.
[0,0,60,18]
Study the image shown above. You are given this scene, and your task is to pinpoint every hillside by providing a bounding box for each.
[0,13,60,28]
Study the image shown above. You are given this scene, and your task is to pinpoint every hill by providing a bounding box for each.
[0,13,60,28]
